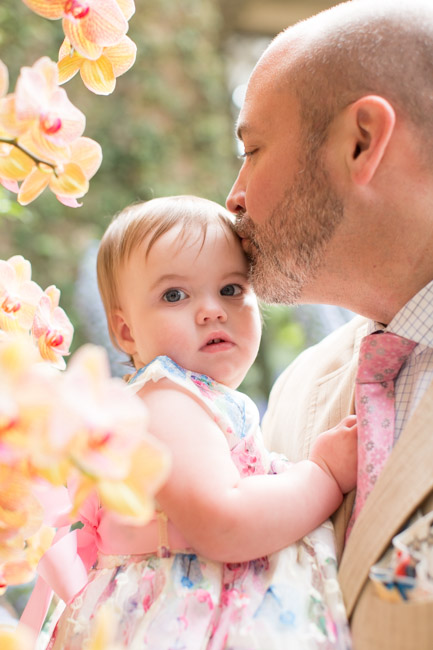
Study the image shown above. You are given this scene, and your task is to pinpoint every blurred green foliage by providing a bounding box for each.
[0,0,305,405]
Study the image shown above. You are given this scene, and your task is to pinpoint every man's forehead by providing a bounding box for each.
[235,70,299,143]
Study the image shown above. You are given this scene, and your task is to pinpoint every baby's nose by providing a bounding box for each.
[196,300,227,324]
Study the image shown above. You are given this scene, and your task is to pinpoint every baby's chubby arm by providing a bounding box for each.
[138,380,348,563]
[309,415,357,495]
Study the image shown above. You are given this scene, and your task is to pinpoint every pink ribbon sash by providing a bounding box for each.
[19,486,190,646]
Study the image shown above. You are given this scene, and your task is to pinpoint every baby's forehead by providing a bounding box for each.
[147,217,238,254]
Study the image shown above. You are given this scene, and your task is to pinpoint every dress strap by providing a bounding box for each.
[156,509,171,558]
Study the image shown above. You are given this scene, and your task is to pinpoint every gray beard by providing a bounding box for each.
[237,160,344,305]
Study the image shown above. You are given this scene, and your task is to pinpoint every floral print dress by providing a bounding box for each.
[46,356,351,650]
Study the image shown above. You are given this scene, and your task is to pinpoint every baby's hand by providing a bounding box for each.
[309,415,357,494]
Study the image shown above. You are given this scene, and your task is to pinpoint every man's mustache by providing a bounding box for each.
[234,212,256,239]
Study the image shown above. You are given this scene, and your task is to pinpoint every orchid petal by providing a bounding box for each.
[78,0,128,47]
[0,623,34,649]
[21,0,65,20]
[0,145,35,181]
[18,129,71,166]
[0,60,9,99]
[127,439,171,501]
[40,88,86,144]
[57,48,82,85]
[0,179,18,194]
[43,285,61,308]
[32,294,74,365]
[0,258,43,332]
[59,37,72,60]
[115,0,135,21]
[7,256,32,284]
[104,35,137,77]
[15,58,59,121]
[80,57,115,95]
[49,162,88,197]
[63,19,104,60]
[0,468,43,541]
[69,137,102,179]
[56,195,82,208]
[97,479,153,521]
[0,96,29,139]
[15,58,86,148]
[34,56,60,93]
[17,166,51,205]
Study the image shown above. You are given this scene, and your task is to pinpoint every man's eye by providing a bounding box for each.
[220,284,242,297]
[237,148,257,160]
[163,288,187,303]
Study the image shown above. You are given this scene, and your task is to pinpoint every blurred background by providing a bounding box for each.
[0,0,353,417]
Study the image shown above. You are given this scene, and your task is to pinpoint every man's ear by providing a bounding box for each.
[345,95,396,185]
[110,309,136,355]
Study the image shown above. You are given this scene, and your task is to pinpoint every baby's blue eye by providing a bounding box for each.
[220,284,242,297]
[163,288,187,302]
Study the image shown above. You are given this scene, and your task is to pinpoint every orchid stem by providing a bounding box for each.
[0,137,56,170]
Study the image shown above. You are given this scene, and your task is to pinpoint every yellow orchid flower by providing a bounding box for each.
[58,34,137,95]
[96,436,170,522]
[22,0,129,60]
[0,466,55,594]
[0,467,43,543]
[0,624,34,650]
[17,135,102,207]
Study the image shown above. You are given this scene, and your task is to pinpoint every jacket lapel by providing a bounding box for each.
[339,376,433,616]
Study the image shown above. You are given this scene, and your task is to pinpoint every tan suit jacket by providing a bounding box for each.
[262,315,433,650]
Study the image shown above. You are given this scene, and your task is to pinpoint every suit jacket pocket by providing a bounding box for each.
[351,581,433,650]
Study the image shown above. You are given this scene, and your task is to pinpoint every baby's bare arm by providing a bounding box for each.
[309,415,358,494]
[139,381,344,563]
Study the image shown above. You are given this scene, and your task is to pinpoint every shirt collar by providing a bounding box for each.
[369,279,433,348]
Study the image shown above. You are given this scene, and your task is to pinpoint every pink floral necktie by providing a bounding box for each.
[346,332,417,538]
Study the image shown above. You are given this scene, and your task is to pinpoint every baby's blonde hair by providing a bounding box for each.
[97,195,237,349]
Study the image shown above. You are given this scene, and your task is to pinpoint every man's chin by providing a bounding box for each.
[240,237,254,257]
[249,263,302,305]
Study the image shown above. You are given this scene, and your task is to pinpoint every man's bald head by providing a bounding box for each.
[259,0,433,154]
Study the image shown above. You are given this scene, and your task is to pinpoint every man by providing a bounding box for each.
[226,1,433,648]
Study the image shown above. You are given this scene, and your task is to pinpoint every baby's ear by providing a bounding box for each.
[110,309,136,355]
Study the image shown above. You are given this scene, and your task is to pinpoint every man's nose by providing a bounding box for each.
[226,171,246,214]
[196,299,228,325]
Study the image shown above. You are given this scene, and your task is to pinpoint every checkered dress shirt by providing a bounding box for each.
[370,279,433,441]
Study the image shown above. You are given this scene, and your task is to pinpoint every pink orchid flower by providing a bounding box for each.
[14,57,86,154]
[0,60,35,193]
[53,345,170,519]
[32,287,74,369]
[58,34,137,95]
[22,0,132,60]
[0,255,43,333]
